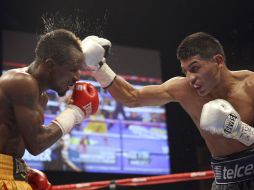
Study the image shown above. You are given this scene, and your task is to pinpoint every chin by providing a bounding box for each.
[57,90,67,97]
[197,89,208,97]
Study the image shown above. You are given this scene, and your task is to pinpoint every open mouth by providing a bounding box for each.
[193,84,201,90]
[67,81,74,87]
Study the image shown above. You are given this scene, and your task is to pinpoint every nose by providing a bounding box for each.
[186,72,196,86]
[73,70,81,82]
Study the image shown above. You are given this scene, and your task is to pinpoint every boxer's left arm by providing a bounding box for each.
[107,75,182,107]
[200,99,254,146]
[27,168,52,190]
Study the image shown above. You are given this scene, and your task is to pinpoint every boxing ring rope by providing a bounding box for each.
[51,170,214,190]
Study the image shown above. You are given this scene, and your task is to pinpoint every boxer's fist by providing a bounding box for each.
[81,36,116,88]
[27,168,51,190]
[53,82,99,136]
[72,81,99,115]
[200,99,254,146]
[81,36,111,71]
[200,99,239,135]
[83,36,111,58]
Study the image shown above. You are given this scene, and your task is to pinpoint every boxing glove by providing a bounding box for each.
[52,82,99,136]
[72,81,99,115]
[81,36,116,88]
[200,99,254,146]
[27,168,52,190]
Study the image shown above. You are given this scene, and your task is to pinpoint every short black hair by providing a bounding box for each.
[176,32,226,62]
[35,29,82,65]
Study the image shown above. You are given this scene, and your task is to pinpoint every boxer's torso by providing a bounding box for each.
[0,67,48,158]
[175,70,254,156]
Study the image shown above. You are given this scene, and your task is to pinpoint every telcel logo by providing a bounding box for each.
[222,164,254,179]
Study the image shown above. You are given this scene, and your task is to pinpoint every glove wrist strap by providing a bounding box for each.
[52,105,85,136]
[93,63,116,88]
[236,121,254,146]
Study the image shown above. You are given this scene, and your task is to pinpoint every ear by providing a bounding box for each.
[213,54,225,67]
[44,58,56,71]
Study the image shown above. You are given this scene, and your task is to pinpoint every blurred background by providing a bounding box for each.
[1,0,254,189]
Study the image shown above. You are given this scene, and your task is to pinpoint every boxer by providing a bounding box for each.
[201,99,254,189]
[81,32,254,189]
[0,29,99,189]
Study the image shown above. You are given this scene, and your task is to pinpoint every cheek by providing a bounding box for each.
[203,72,214,81]
[52,75,67,88]
[203,68,219,85]
[57,71,69,81]
[197,71,211,82]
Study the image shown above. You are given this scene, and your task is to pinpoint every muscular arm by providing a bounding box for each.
[82,36,183,107]
[108,76,183,107]
[4,73,62,155]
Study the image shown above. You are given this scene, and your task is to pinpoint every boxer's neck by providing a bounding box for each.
[208,68,236,99]
[27,61,49,93]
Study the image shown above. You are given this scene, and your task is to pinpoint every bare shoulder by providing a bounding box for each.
[162,76,192,99]
[163,76,189,90]
[162,76,187,87]
[244,71,254,90]
[233,70,254,84]
[232,70,254,96]
[232,70,254,79]
[0,70,39,103]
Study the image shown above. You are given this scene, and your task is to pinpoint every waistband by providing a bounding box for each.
[0,154,28,181]
[211,148,254,184]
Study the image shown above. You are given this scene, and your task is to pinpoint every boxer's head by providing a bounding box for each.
[176,32,225,62]
[35,29,84,96]
[177,32,226,96]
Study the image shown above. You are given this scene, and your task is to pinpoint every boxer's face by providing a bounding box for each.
[181,55,221,96]
[49,51,84,96]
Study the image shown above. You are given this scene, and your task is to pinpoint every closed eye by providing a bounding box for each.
[70,68,79,73]
[190,66,200,73]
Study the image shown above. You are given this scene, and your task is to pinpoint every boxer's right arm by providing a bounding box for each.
[82,36,181,107]
[200,99,254,146]
[7,75,60,155]
[6,74,98,155]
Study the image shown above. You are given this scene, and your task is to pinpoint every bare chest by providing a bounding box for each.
[39,92,49,109]
[181,92,254,127]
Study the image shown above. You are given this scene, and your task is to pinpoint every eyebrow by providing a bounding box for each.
[188,61,198,68]
[181,61,198,74]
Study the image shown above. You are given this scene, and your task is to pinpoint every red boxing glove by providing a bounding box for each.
[52,82,99,136]
[72,81,99,116]
[27,168,52,190]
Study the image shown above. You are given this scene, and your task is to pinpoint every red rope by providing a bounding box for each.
[51,170,214,190]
